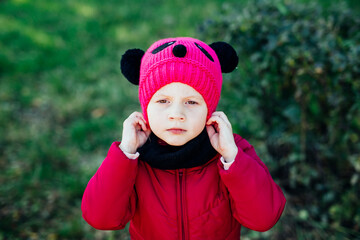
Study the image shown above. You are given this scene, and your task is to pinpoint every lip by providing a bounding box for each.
[167,128,187,134]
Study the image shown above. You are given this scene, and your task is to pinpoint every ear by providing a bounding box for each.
[209,42,238,73]
[120,48,145,85]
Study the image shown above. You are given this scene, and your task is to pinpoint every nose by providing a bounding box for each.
[168,104,185,121]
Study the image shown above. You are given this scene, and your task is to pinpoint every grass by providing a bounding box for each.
[0,0,359,239]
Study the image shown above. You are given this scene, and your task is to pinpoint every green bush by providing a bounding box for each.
[200,0,360,239]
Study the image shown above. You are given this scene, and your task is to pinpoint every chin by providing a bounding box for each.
[163,137,190,146]
[164,139,187,146]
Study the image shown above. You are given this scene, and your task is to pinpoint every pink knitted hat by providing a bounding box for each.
[120,37,238,121]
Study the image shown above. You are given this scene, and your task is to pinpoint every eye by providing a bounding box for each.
[151,41,176,54]
[186,100,198,105]
[157,99,169,104]
[194,42,214,62]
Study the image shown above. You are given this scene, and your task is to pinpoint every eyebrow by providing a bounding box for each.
[154,94,203,100]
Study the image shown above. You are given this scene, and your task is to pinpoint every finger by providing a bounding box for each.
[207,115,224,128]
[206,115,218,125]
[206,119,220,133]
[206,124,215,136]
[211,111,231,128]
[140,119,147,131]
[129,111,142,118]
[130,112,147,123]
[136,114,148,127]
[208,116,233,135]
[134,112,147,122]
[134,113,144,120]
[130,117,144,131]
[135,111,145,118]
[136,118,147,131]
[126,113,140,126]
[144,127,152,138]
[211,111,230,125]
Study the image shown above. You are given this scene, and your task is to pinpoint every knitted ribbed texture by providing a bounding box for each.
[139,37,223,121]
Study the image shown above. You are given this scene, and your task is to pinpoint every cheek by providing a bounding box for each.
[198,106,208,121]
[190,107,207,127]
[146,105,155,128]
[147,103,159,119]
[147,111,157,128]
[147,105,164,131]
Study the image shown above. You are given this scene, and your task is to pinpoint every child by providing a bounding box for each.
[82,37,286,239]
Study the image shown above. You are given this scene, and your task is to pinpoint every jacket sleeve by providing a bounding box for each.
[218,134,286,232]
[81,142,138,230]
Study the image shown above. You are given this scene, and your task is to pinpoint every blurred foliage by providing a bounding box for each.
[200,0,360,239]
[1,0,359,239]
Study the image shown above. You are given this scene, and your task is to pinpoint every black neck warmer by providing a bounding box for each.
[138,128,218,170]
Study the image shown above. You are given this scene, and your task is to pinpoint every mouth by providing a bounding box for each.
[167,128,187,134]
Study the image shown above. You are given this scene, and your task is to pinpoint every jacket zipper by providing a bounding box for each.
[179,169,186,240]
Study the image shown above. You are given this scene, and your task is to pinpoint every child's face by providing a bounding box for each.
[147,82,208,146]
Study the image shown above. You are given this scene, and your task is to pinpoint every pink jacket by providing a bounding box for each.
[82,134,286,239]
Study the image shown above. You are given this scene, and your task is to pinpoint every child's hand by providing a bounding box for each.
[120,112,151,154]
[206,111,238,162]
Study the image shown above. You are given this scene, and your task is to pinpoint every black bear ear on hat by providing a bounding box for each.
[209,42,238,73]
[120,48,145,85]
